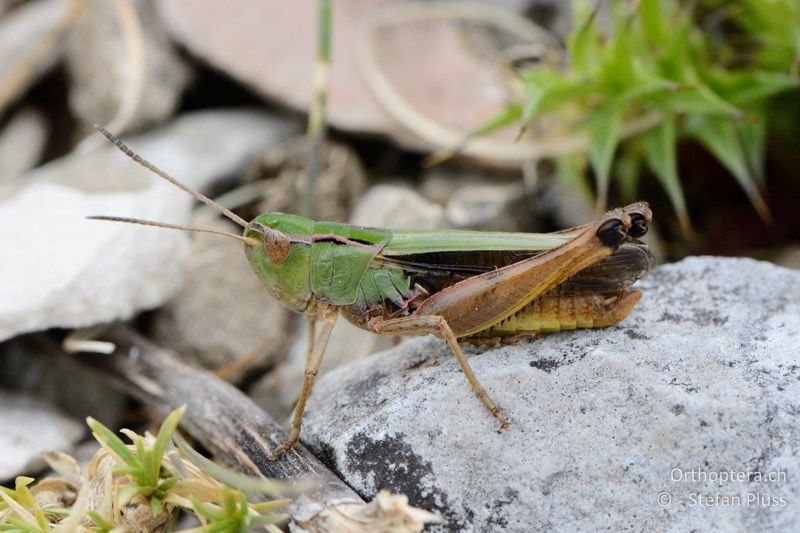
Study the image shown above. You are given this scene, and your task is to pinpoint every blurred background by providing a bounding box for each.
[2,0,799,258]
[0,0,799,527]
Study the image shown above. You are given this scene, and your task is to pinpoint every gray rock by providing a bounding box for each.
[151,216,287,381]
[301,257,800,532]
[0,389,84,481]
[421,166,542,232]
[350,184,446,229]
[0,0,65,112]
[252,138,368,223]
[419,166,491,205]
[0,337,127,428]
[64,0,192,132]
[158,0,557,154]
[0,107,47,180]
[0,109,299,342]
[158,0,400,137]
[445,182,536,231]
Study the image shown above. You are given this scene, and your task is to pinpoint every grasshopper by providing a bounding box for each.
[91,127,653,457]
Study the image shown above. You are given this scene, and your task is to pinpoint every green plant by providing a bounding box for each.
[192,490,288,533]
[87,406,183,515]
[0,477,51,533]
[2,406,291,532]
[485,0,799,232]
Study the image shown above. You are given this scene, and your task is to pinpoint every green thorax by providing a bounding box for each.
[244,213,394,311]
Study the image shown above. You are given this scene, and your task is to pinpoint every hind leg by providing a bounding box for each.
[368,314,509,429]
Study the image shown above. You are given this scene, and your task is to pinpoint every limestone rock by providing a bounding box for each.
[0,337,127,428]
[158,0,558,153]
[0,107,47,180]
[350,184,446,229]
[301,257,800,532]
[0,389,84,481]
[0,0,66,112]
[0,109,299,342]
[445,182,535,231]
[252,138,368,223]
[151,216,287,381]
[64,0,192,133]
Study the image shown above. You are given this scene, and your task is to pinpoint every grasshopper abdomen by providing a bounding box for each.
[478,289,643,336]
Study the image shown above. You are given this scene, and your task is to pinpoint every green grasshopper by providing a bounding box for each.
[91,127,653,457]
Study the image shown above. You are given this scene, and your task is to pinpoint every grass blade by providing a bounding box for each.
[685,114,772,222]
[589,95,625,210]
[644,112,691,234]
[87,417,139,468]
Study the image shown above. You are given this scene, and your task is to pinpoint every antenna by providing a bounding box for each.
[95,125,249,228]
[87,215,259,246]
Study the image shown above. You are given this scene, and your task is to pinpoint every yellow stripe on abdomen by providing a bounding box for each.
[476,290,642,336]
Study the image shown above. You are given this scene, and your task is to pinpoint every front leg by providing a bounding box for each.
[369,314,509,429]
[272,305,338,458]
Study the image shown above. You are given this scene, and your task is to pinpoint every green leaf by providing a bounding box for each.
[615,148,643,203]
[139,440,154,484]
[470,105,522,139]
[710,70,799,106]
[152,406,185,473]
[87,417,138,468]
[135,437,146,466]
[567,0,600,74]
[86,510,115,531]
[656,9,702,83]
[112,466,143,478]
[251,499,291,513]
[601,15,636,92]
[684,115,771,221]
[622,74,678,101]
[192,499,226,521]
[640,0,667,46]
[731,0,800,70]
[589,96,625,209]
[518,71,596,127]
[737,116,766,184]
[2,518,44,533]
[643,112,691,234]
[520,72,553,127]
[236,491,249,516]
[150,495,163,516]
[650,81,742,116]
[556,153,593,204]
[173,432,305,497]
[118,485,140,508]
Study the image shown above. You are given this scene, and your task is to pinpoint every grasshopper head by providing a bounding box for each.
[624,202,652,238]
[244,213,315,312]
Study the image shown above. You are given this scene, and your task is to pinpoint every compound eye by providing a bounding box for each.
[264,229,290,264]
[628,212,649,238]
[596,218,627,248]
